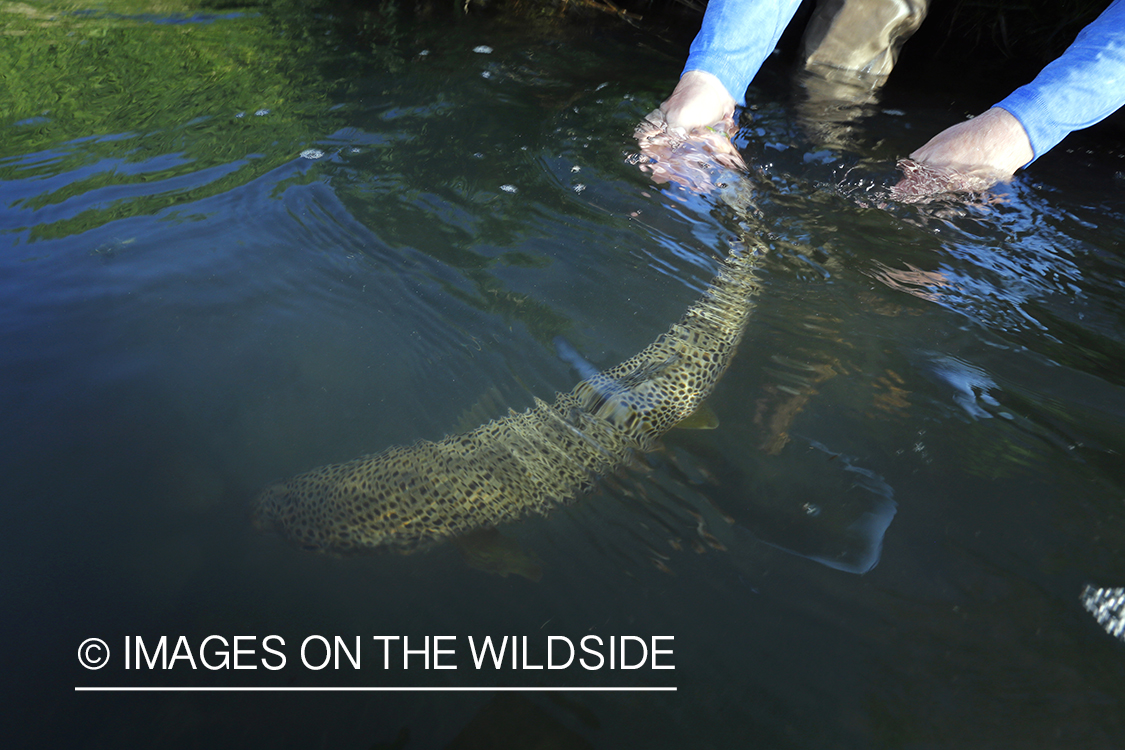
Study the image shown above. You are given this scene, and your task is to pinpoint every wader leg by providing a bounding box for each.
[801,0,929,83]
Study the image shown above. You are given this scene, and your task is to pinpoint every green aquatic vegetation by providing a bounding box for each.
[3,3,299,140]
[0,0,384,241]
[1,0,611,348]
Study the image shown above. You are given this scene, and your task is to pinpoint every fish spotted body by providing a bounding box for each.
[252,240,763,554]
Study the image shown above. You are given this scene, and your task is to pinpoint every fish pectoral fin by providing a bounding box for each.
[452,527,544,582]
[675,402,719,430]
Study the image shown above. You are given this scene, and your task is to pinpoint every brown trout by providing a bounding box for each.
[252,238,763,554]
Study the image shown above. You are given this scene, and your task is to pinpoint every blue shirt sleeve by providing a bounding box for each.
[995,0,1125,163]
[684,0,805,106]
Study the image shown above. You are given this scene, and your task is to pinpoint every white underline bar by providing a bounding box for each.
[75,686,676,692]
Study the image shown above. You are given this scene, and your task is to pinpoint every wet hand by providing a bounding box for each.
[892,107,1033,200]
[635,71,746,192]
[644,70,736,134]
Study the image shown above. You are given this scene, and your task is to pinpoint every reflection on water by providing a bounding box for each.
[792,67,885,152]
[3,3,1124,749]
[1082,586,1125,641]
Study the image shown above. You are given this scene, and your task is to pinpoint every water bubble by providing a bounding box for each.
[300,149,325,160]
[481,71,492,79]
[500,184,518,193]
[418,49,430,56]
[473,45,493,54]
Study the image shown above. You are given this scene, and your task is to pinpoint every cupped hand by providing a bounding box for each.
[635,71,747,192]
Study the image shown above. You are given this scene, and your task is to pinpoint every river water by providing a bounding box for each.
[3,5,1124,748]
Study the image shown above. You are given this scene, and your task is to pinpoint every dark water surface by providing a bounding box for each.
[4,6,1124,748]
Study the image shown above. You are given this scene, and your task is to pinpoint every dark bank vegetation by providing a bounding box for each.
[2,0,1115,155]
[5,0,1109,71]
[302,0,1112,62]
[901,0,1110,81]
[278,0,1116,88]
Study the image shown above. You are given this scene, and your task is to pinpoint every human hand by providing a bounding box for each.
[635,71,746,191]
[644,70,737,133]
[892,107,1033,200]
